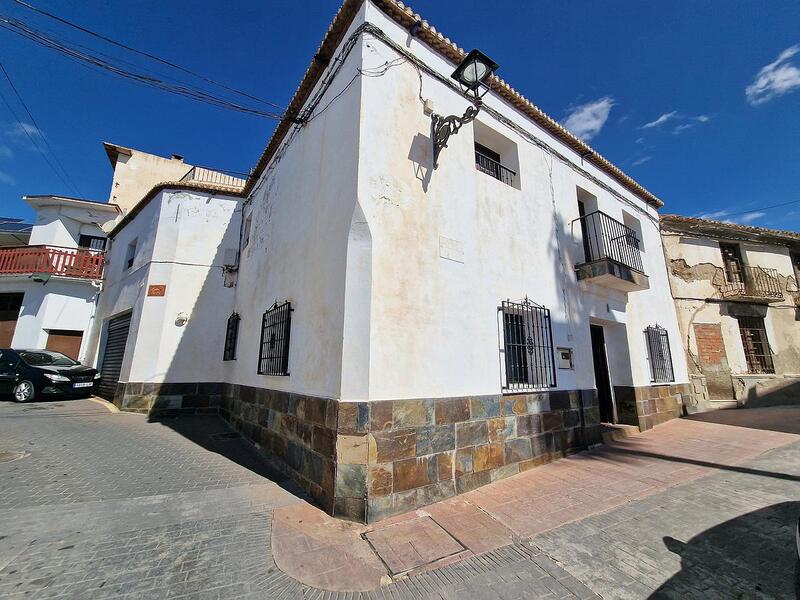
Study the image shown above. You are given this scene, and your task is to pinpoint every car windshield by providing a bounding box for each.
[18,350,78,367]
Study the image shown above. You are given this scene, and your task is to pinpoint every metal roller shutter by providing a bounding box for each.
[97,312,131,400]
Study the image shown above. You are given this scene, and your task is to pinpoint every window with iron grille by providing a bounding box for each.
[223,312,240,361]
[736,316,774,374]
[645,325,675,383]
[499,298,556,392]
[257,301,292,376]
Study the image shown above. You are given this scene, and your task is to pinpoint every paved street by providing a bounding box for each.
[1,398,798,599]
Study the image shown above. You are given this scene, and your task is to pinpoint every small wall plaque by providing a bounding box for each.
[147,284,166,297]
[557,347,574,369]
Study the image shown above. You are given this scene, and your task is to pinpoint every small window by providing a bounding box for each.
[223,313,240,361]
[645,325,675,383]
[78,235,107,251]
[124,240,137,270]
[499,298,556,392]
[473,121,520,189]
[258,301,292,376]
[736,316,774,374]
[242,215,252,249]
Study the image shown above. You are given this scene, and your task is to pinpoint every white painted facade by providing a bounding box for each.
[96,1,690,413]
[84,188,242,386]
[0,196,118,360]
[209,1,688,406]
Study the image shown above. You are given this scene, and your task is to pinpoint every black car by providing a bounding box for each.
[0,349,100,402]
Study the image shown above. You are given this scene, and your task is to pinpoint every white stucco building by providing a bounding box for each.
[94,0,696,522]
[0,195,119,359]
[661,215,800,409]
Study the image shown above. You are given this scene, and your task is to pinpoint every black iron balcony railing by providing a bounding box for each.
[475,151,516,187]
[575,210,644,273]
[721,265,783,300]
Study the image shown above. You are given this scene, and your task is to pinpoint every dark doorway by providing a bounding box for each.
[590,324,615,423]
[97,312,132,400]
[0,293,23,347]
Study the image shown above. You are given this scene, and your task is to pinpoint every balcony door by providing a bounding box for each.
[720,243,745,284]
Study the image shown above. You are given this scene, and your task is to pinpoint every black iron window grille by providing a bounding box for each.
[474,143,516,187]
[499,298,557,392]
[736,316,774,374]
[574,210,645,273]
[258,301,292,376]
[223,312,240,361]
[645,325,675,383]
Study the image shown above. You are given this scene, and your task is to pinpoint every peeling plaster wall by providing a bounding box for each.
[356,3,688,401]
[663,228,800,403]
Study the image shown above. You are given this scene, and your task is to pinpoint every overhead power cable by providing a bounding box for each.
[0,62,82,195]
[11,0,286,112]
[0,13,288,120]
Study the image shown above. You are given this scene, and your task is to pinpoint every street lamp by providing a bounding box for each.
[431,49,499,168]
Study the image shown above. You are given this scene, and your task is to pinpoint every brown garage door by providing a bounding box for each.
[45,329,84,360]
[0,293,23,347]
[97,312,131,400]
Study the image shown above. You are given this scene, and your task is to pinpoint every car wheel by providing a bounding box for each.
[13,380,35,403]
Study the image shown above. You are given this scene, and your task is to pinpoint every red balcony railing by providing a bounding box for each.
[0,245,105,279]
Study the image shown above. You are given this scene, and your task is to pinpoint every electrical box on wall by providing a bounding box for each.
[557,347,574,369]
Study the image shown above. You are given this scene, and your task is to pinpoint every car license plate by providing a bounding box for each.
[73,382,93,388]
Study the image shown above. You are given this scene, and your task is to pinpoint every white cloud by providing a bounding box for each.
[745,44,800,105]
[642,111,677,129]
[672,123,694,134]
[0,170,15,185]
[6,121,42,139]
[632,155,652,166]
[694,115,710,123]
[695,209,730,220]
[562,97,614,141]
[736,211,766,224]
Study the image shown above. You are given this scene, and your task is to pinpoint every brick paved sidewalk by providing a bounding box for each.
[273,408,800,593]
[1,399,798,599]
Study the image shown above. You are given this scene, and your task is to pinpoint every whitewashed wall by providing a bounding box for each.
[86,189,241,385]
[351,2,688,400]
[225,3,368,400]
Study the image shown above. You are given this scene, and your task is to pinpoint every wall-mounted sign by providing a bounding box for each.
[147,284,166,297]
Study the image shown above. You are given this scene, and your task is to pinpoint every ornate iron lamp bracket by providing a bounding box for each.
[431,103,480,169]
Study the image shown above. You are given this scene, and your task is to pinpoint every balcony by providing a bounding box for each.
[0,245,104,280]
[720,265,783,302]
[475,150,516,187]
[180,167,246,190]
[573,210,649,292]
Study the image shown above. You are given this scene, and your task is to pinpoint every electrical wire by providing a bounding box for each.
[0,13,287,120]
[0,62,82,195]
[10,0,286,112]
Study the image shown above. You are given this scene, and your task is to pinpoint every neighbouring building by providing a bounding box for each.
[0,216,32,247]
[0,195,119,359]
[661,215,800,409]
[90,0,696,523]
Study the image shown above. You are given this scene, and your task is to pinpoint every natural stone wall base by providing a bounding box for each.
[614,383,693,431]
[115,382,604,523]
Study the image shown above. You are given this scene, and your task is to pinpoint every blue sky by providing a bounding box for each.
[1,0,798,230]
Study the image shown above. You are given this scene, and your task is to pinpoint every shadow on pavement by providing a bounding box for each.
[686,406,800,435]
[653,501,800,599]
[149,413,309,499]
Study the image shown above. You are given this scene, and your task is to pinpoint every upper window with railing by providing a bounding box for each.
[473,121,520,190]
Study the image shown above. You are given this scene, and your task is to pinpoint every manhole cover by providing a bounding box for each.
[0,451,28,463]
[364,516,466,576]
[210,431,241,440]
